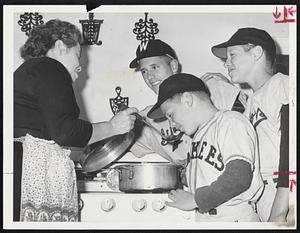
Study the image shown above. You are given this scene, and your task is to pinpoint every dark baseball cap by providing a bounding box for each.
[129,39,178,68]
[147,73,210,119]
[211,27,276,59]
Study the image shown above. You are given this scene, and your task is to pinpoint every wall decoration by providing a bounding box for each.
[133,12,159,43]
[18,12,44,36]
[79,12,103,46]
[109,87,129,115]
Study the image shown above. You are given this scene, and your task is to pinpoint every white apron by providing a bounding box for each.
[15,134,78,222]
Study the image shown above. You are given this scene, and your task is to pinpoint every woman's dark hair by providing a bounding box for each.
[20,19,82,60]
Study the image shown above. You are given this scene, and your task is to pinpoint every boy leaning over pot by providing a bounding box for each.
[147,73,264,222]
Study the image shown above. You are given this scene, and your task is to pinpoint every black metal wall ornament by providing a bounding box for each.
[133,12,159,43]
[109,87,129,115]
[18,12,44,36]
[79,12,103,46]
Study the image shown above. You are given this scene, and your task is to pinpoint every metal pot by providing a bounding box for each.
[113,162,182,193]
[79,131,135,173]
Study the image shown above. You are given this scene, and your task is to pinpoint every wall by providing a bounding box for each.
[13,11,289,123]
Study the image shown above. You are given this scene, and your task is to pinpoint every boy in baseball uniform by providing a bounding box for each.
[211,27,289,222]
[147,73,264,222]
[129,39,243,166]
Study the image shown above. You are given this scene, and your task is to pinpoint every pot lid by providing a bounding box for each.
[82,131,135,173]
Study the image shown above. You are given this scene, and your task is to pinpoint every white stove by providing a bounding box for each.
[76,152,194,222]
[78,192,193,222]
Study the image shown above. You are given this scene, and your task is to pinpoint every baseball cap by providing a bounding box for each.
[129,39,177,68]
[147,73,210,119]
[211,27,276,59]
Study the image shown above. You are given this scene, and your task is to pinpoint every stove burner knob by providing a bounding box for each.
[152,198,166,212]
[132,198,147,212]
[101,198,116,212]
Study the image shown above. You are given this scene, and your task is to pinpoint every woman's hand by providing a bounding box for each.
[88,107,138,145]
[109,107,138,135]
[165,189,198,211]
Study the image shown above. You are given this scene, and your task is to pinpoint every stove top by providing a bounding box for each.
[76,163,120,192]
[75,161,176,193]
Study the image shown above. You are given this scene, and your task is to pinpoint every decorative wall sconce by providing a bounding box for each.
[79,12,103,45]
[133,12,159,43]
[109,87,129,115]
[18,12,44,36]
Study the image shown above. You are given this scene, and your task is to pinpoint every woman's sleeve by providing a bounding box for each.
[34,60,92,147]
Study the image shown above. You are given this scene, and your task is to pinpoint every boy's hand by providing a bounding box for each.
[200,72,232,85]
[165,189,198,211]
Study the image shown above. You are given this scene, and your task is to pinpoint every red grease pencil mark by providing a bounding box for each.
[273,171,297,192]
[289,179,296,192]
[273,6,296,23]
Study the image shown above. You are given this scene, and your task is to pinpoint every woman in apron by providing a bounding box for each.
[13,19,137,222]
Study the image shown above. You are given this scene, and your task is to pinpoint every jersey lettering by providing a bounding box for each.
[249,107,267,129]
[187,141,201,164]
[191,141,201,158]
[187,140,225,172]
[204,145,216,166]
[198,141,207,159]
[214,153,225,171]
[160,126,183,151]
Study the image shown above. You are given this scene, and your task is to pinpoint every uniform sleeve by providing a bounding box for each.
[205,78,240,110]
[130,106,158,157]
[194,159,252,212]
[130,123,176,162]
[277,104,289,188]
[260,74,289,125]
[130,122,156,157]
[217,115,257,169]
[34,59,92,147]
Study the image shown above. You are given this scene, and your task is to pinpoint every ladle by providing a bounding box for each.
[119,104,184,144]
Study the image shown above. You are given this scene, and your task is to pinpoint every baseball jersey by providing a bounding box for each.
[243,73,289,179]
[187,110,264,208]
[130,77,240,164]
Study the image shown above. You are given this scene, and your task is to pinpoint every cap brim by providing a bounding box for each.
[211,41,232,59]
[212,38,252,59]
[147,101,165,119]
[129,58,138,68]
[130,53,176,69]
[211,47,227,59]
